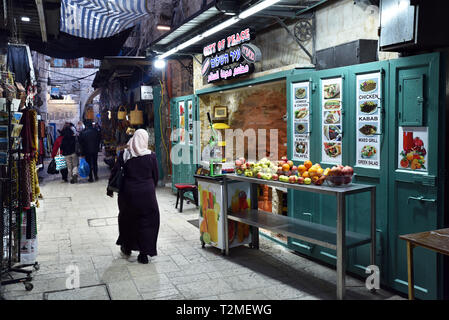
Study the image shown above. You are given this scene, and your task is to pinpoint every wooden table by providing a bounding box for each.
[399,228,449,300]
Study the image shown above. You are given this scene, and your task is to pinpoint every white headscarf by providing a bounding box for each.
[123,129,151,163]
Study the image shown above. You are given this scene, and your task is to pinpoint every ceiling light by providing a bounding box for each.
[21,16,30,22]
[157,24,171,31]
[157,0,280,60]
[239,0,281,19]
[154,58,166,69]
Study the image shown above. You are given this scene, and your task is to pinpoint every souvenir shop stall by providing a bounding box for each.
[1,44,42,295]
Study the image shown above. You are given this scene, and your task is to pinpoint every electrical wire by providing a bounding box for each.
[159,79,170,172]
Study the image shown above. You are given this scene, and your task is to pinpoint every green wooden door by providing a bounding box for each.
[171,95,199,196]
[286,53,445,299]
[387,53,444,300]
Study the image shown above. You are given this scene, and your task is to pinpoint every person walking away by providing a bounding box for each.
[94,122,103,151]
[107,129,160,264]
[51,129,68,182]
[60,126,79,184]
[79,121,101,182]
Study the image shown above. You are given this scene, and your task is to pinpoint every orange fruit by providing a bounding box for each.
[317,168,324,176]
[282,163,290,171]
[304,160,312,169]
[308,167,317,177]
[298,165,307,173]
[302,171,309,178]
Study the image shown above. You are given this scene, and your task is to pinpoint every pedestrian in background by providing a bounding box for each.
[51,129,68,182]
[60,125,79,184]
[107,129,160,264]
[79,121,101,182]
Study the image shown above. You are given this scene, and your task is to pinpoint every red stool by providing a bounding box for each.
[175,184,198,213]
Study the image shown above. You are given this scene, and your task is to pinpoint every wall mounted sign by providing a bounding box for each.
[291,81,310,161]
[398,126,428,172]
[141,86,153,100]
[321,77,343,164]
[202,28,260,83]
[356,73,381,169]
[178,101,185,145]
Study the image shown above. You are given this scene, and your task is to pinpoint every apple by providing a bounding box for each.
[272,174,279,181]
[314,176,326,186]
[342,165,354,176]
[277,167,283,174]
[287,160,294,168]
[288,176,297,183]
[291,166,298,171]
[257,172,262,179]
[304,177,312,185]
[281,156,288,162]
[235,159,242,167]
[279,175,289,183]
[297,177,304,184]
[266,173,272,180]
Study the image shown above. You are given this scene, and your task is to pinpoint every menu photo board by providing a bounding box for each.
[356,73,381,169]
[292,82,310,161]
[178,101,186,145]
[398,126,428,172]
[187,100,194,145]
[321,78,342,164]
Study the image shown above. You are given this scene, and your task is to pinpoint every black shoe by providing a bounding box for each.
[120,245,131,256]
[94,176,99,181]
[88,178,94,183]
[137,254,148,264]
[70,179,75,184]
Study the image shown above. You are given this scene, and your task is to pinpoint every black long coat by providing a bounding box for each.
[110,152,160,256]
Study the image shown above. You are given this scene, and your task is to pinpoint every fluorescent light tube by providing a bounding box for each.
[202,16,240,38]
[21,16,31,22]
[239,0,281,19]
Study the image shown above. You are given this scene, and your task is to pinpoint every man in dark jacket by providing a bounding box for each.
[60,125,79,184]
[79,121,101,182]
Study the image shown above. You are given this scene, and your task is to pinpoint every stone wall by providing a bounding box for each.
[199,81,287,161]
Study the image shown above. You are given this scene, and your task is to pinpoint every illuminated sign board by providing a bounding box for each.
[202,28,261,83]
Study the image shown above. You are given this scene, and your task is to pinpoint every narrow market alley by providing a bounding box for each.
[1,156,403,300]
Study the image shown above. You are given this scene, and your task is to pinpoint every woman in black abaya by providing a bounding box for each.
[107,129,160,264]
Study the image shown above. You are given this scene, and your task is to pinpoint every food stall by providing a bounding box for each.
[189,52,448,300]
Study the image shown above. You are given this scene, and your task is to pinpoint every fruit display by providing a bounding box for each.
[326,164,354,187]
[236,156,355,188]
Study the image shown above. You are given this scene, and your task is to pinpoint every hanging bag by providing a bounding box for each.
[54,149,67,170]
[107,152,125,193]
[129,104,143,125]
[117,106,127,120]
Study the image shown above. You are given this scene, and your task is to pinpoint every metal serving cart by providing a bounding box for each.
[222,174,376,300]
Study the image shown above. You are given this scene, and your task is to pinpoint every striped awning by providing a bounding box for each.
[60,0,150,39]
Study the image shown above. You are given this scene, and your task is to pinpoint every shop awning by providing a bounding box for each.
[59,0,150,39]
[147,0,327,58]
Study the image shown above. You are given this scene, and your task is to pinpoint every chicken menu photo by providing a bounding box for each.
[356,73,381,169]
[321,78,342,164]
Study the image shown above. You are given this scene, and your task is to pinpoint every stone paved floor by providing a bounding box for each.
[1,156,405,300]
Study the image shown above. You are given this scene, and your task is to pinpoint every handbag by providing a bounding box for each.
[55,150,67,170]
[117,106,127,120]
[107,153,124,193]
[47,158,58,175]
[78,157,90,178]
